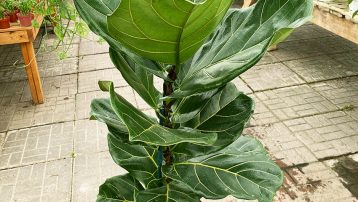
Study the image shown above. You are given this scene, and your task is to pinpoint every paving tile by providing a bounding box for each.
[3,95,75,130]
[346,108,358,121]
[256,52,279,66]
[75,87,136,120]
[232,77,253,94]
[249,94,279,126]
[0,37,42,67]
[72,151,127,202]
[271,36,358,62]
[284,111,358,159]
[78,69,128,93]
[311,77,358,108]
[328,50,358,69]
[284,54,358,82]
[0,122,74,169]
[0,159,72,202]
[80,32,103,43]
[0,74,77,103]
[0,104,16,132]
[0,133,5,151]
[324,154,358,198]
[241,63,304,92]
[244,122,318,167]
[78,53,113,72]
[256,85,338,121]
[279,162,353,202]
[35,44,79,62]
[74,120,108,154]
[41,33,81,45]
[285,24,333,42]
[79,41,109,56]
[0,57,78,84]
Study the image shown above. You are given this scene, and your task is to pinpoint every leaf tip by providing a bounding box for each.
[98,80,113,92]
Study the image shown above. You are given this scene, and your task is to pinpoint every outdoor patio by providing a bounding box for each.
[0,22,357,202]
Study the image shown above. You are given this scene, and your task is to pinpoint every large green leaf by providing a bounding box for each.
[173,0,313,97]
[171,83,254,159]
[108,130,160,188]
[134,181,200,202]
[163,136,283,202]
[90,98,128,136]
[109,48,161,109]
[108,0,233,64]
[97,174,143,202]
[103,81,217,146]
[74,0,166,78]
[91,98,159,186]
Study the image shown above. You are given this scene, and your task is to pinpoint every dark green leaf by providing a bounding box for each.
[171,83,254,158]
[74,0,166,78]
[90,98,128,137]
[108,0,233,64]
[107,82,217,146]
[109,48,161,109]
[164,136,283,202]
[108,130,159,188]
[173,0,313,97]
[134,181,200,202]
[97,174,143,202]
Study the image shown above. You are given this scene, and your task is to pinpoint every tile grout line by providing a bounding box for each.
[69,37,82,202]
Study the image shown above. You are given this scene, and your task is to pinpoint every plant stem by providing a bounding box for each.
[157,66,177,179]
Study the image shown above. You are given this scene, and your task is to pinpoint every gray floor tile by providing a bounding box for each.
[78,53,113,72]
[72,152,127,202]
[78,69,128,93]
[245,122,318,167]
[0,159,72,202]
[79,41,109,56]
[74,120,108,154]
[75,87,136,120]
[241,63,304,92]
[311,77,358,108]
[0,122,74,169]
[256,85,338,121]
[284,111,358,159]
[284,54,358,82]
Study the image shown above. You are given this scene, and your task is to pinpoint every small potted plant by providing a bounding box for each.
[3,0,17,22]
[17,0,35,27]
[0,6,10,29]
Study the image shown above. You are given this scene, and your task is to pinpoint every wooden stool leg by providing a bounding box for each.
[20,42,44,104]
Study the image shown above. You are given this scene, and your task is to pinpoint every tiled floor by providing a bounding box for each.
[0,23,357,202]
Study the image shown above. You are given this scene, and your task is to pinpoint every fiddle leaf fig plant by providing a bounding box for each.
[75,0,313,201]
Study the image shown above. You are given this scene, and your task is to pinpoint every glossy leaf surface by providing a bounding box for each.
[164,136,283,202]
[109,48,161,109]
[173,0,313,97]
[172,83,254,158]
[134,181,200,202]
[90,98,127,135]
[108,130,159,188]
[74,0,166,78]
[97,174,143,202]
[108,0,233,64]
[106,82,217,146]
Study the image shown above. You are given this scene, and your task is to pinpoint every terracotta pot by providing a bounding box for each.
[0,16,11,29]
[8,12,18,23]
[17,13,33,27]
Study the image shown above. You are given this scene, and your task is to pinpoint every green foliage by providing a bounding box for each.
[75,0,313,201]
[2,0,14,13]
[18,0,35,15]
[32,0,88,59]
[0,5,5,19]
